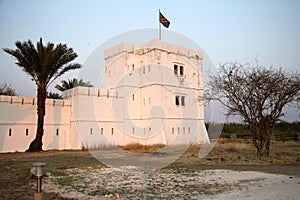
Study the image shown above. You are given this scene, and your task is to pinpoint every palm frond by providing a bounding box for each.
[4,38,81,90]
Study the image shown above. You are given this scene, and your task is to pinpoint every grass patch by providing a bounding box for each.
[118,143,165,153]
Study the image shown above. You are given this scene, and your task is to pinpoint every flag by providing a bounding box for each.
[159,12,170,28]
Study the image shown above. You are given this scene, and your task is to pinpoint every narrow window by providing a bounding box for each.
[188,127,191,134]
[183,127,185,134]
[132,94,135,101]
[26,129,29,136]
[143,66,145,74]
[56,129,59,136]
[175,95,180,106]
[149,97,151,104]
[143,98,145,105]
[148,65,150,72]
[180,66,184,76]
[172,127,174,134]
[90,128,93,135]
[178,127,180,134]
[149,127,151,132]
[111,128,114,135]
[132,127,135,134]
[174,64,178,75]
[181,96,185,106]
[132,64,134,71]
[101,128,104,135]
[9,128,12,136]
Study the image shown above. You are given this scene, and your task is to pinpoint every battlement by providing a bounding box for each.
[104,42,137,60]
[104,39,203,61]
[65,86,117,99]
[0,95,71,107]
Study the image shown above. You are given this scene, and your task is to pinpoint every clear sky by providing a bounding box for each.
[0,0,299,120]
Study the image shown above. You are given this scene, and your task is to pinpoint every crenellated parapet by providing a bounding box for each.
[65,86,119,99]
[104,39,203,61]
[0,95,71,107]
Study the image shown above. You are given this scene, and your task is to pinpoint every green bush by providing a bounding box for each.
[206,121,300,140]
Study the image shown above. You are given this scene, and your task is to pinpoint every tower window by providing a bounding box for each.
[56,129,59,136]
[26,129,29,136]
[181,96,185,106]
[180,66,184,76]
[175,96,180,106]
[175,95,185,106]
[174,65,178,75]
[101,128,104,135]
[111,128,114,135]
[9,128,12,136]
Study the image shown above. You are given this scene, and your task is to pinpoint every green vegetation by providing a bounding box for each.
[206,122,300,140]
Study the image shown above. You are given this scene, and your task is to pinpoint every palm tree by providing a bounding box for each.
[55,78,93,92]
[47,91,63,99]
[3,38,81,152]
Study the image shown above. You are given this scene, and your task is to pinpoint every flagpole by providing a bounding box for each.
[159,9,161,40]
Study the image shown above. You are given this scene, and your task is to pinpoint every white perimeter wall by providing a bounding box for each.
[0,95,81,152]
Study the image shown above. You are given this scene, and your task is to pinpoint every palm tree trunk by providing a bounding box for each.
[26,87,46,152]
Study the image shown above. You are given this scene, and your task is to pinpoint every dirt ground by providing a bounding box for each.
[0,141,299,199]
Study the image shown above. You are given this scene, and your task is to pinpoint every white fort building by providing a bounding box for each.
[0,39,209,153]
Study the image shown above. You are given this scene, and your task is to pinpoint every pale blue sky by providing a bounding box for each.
[0,0,299,120]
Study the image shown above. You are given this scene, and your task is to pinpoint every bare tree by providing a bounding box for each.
[0,83,17,96]
[206,62,300,158]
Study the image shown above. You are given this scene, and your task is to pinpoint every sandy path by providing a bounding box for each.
[202,170,300,200]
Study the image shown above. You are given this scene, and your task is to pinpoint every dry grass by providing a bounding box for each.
[170,140,300,167]
[217,138,243,144]
[214,141,253,153]
[118,143,165,153]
